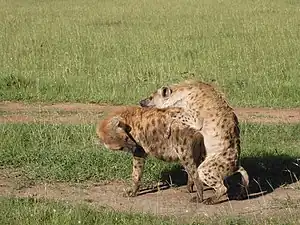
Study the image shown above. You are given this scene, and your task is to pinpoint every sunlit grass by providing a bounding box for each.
[0,0,300,107]
[1,123,299,186]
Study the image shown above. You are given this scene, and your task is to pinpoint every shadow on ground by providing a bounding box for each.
[156,154,300,200]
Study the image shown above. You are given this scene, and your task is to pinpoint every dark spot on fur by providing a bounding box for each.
[212,119,215,122]
[145,123,150,131]
[183,138,187,145]
[137,124,142,130]
[224,118,227,122]
[219,165,225,170]
[151,135,157,142]
[210,181,217,186]
[151,119,156,126]
[157,118,162,124]
[153,129,157,136]
[182,156,186,161]
[221,125,225,129]
[225,135,231,140]
[180,147,185,153]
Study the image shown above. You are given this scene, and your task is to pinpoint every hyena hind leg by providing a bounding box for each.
[196,157,229,205]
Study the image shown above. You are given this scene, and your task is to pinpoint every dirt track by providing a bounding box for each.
[1,169,300,222]
[1,101,300,221]
[1,101,300,124]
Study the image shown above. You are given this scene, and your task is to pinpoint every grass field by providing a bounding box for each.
[1,123,299,186]
[1,0,300,107]
[0,197,179,225]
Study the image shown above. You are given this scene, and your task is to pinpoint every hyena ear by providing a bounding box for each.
[161,86,172,98]
[111,116,132,133]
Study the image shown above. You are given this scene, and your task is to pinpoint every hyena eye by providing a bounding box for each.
[161,87,171,98]
[162,88,168,97]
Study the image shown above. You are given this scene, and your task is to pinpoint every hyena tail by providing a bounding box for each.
[236,166,249,199]
[237,166,249,188]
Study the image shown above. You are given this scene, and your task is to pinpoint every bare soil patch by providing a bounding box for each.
[1,101,300,124]
[0,169,299,222]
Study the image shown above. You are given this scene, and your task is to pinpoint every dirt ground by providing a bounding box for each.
[1,101,300,222]
[1,101,300,124]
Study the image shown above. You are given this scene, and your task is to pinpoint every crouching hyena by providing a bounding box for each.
[96,106,206,202]
[139,79,249,204]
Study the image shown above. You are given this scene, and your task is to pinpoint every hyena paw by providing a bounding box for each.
[189,196,203,203]
[203,197,218,205]
[123,188,138,197]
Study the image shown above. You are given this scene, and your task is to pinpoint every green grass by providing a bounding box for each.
[1,123,300,188]
[0,197,178,225]
[0,197,299,225]
[0,0,300,107]
[0,123,179,183]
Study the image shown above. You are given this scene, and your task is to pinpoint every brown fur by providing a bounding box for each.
[139,79,249,204]
[96,106,206,202]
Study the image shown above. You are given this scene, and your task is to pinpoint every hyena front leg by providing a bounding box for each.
[186,175,195,193]
[124,155,146,197]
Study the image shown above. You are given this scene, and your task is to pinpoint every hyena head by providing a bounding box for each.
[97,116,137,152]
[139,84,191,109]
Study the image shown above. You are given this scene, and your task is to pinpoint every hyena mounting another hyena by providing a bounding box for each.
[139,79,249,204]
[96,106,206,202]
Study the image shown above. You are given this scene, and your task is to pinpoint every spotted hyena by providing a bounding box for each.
[139,79,249,204]
[96,106,206,202]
